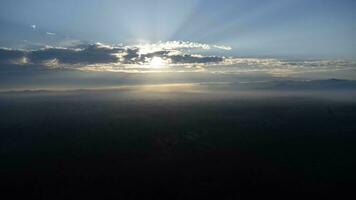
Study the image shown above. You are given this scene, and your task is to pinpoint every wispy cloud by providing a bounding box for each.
[213,45,232,51]
[46,32,56,36]
[134,41,232,54]
[216,58,356,76]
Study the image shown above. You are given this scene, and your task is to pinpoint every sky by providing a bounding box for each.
[0,0,355,58]
[0,0,356,91]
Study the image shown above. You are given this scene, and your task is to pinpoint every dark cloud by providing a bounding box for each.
[122,47,140,64]
[0,48,26,64]
[142,50,171,58]
[1,44,355,77]
[28,44,124,65]
[169,54,223,64]
[0,43,226,67]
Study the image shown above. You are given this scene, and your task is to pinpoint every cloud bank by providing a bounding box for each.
[0,41,229,67]
[0,41,355,76]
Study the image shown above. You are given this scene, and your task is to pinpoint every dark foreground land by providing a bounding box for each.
[1,83,356,199]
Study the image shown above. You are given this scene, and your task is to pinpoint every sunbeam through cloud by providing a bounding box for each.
[1,1,356,199]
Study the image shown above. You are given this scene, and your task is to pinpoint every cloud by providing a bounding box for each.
[27,43,123,65]
[0,41,355,76]
[215,58,356,76]
[46,32,56,36]
[213,45,232,51]
[30,25,36,29]
[0,48,27,64]
[0,41,228,68]
[169,54,223,64]
[135,41,232,54]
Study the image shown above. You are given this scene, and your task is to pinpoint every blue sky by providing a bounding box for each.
[0,0,355,58]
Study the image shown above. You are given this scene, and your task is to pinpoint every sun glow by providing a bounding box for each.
[149,57,167,68]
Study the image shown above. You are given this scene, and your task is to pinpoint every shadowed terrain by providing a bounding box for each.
[1,81,356,199]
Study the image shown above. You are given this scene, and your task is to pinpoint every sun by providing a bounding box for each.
[149,57,165,68]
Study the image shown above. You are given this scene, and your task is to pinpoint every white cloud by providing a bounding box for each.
[135,41,231,54]
[213,45,232,51]
[46,32,56,36]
